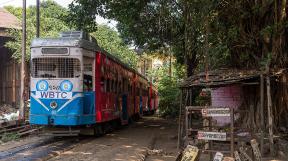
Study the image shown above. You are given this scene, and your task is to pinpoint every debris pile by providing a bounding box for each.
[0,104,19,123]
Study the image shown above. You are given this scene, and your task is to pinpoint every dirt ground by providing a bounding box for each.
[48,116,179,161]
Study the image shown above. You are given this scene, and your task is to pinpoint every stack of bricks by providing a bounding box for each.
[211,85,243,126]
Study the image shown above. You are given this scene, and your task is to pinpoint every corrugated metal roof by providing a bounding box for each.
[179,68,287,88]
[0,8,20,29]
[180,68,287,88]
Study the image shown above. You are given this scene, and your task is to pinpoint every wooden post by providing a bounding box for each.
[19,0,27,121]
[266,76,274,155]
[36,0,40,38]
[12,61,16,106]
[209,117,213,160]
[230,108,234,157]
[185,107,189,145]
[177,90,183,150]
[260,74,264,155]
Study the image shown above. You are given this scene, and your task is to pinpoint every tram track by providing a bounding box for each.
[0,136,93,161]
[0,123,39,140]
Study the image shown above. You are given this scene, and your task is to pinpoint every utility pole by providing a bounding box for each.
[36,0,40,37]
[19,0,26,121]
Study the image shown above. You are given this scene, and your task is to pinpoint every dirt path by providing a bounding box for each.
[49,117,179,161]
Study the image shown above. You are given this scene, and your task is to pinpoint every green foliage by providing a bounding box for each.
[147,62,184,118]
[1,133,19,143]
[68,0,288,75]
[157,76,180,118]
[4,0,71,62]
[5,1,138,69]
[92,25,139,68]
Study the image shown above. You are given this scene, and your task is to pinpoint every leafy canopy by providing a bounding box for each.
[5,0,138,69]
[92,25,139,68]
[5,0,70,61]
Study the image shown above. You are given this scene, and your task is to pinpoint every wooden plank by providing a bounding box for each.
[250,139,261,161]
[181,145,199,161]
[197,131,226,141]
[223,157,235,161]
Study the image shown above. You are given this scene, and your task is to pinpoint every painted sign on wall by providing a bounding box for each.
[197,131,227,141]
[201,108,230,117]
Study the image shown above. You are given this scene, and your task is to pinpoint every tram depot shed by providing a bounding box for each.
[177,68,288,157]
[0,8,23,107]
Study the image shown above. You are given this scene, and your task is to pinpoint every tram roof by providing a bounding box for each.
[31,37,148,82]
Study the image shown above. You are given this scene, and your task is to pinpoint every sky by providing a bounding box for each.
[0,0,117,29]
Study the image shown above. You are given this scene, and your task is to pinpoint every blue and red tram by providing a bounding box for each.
[29,31,158,134]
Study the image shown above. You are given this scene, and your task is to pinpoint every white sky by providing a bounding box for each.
[0,0,117,29]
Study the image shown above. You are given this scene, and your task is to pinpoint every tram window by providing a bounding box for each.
[111,80,114,92]
[31,58,80,78]
[107,79,110,92]
[84,75,92,91]
[114,80,116,93]
[136,87,140,96]
[101,77,105,92]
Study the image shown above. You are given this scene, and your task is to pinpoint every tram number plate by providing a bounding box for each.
[36,91,72,99]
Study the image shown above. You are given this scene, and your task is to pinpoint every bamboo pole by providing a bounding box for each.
[36,0,40,38]
[260,74,264,155]
[177,89,183,150]
[230,108,234,157]
[19,0,26,121]
[266,76,274,155]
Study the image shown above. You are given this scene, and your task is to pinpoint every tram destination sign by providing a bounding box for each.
[197,131,227,141]
[201,108,230,117]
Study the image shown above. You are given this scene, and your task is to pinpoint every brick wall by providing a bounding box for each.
[211,85,243,125]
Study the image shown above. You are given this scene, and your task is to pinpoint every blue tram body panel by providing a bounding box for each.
[30,91,96,126]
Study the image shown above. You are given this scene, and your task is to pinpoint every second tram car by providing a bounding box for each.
[29,31,158,135]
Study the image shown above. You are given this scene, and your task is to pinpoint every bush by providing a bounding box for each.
[158,76,180,118]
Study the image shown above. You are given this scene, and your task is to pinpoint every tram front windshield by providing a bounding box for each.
[31,57,81,78]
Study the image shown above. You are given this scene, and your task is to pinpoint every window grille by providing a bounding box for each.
[31,58,81,78]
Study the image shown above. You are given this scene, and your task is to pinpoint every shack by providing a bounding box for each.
[178,68,288,159]
[0,8,21,107]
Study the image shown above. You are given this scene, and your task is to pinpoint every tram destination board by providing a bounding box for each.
[197,131,227,141]
[201,108,230,117]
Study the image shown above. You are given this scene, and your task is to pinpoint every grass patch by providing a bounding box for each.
[1,132,20,143]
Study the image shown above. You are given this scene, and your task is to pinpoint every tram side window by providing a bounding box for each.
[101,77,105,92]
[111,80,115,93]
[83,62,93,91]
[107,79,110,92]
[83,75,92,91]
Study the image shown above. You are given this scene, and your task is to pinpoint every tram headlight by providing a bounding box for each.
[50,101,58,109]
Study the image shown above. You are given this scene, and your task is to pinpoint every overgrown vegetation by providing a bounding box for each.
[92,25,138,68]
[1,133,19,143]
[146,61,184,118]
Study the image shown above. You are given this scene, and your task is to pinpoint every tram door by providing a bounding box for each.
[121,78,128,124]
[83,56,95,115]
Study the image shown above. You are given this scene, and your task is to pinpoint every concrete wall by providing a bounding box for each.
[211,85,243,125]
